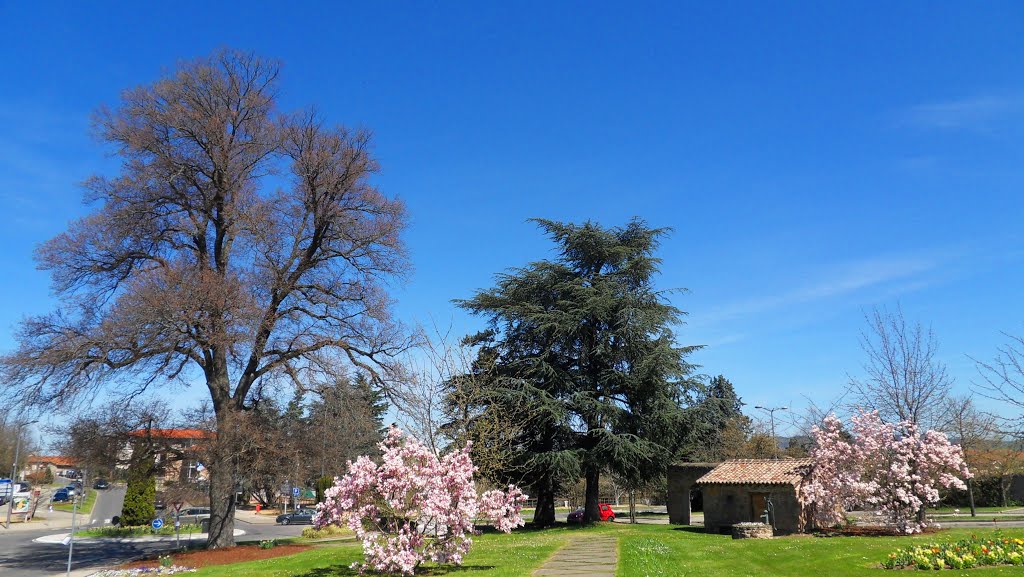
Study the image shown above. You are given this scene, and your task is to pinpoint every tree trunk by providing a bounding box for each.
[967,477,977,517]
[207,399,238,549]
[1001,476,1009,508]
[207,454,236,548]
[532,480,556,527]
[584,465,601,523]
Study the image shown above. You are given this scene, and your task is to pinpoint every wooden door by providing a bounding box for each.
[750,492,768,522]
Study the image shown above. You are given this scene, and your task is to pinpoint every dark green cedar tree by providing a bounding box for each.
[455,218,698,524]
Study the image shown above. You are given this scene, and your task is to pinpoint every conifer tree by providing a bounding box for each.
[121,455,157,526]
[456,218,698,523]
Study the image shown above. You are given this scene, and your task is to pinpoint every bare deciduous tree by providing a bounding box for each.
[390,323,535,485]
[942,395,997,516]
[847,306,952,429]
[974,332,1024,432]
[51,399,172,481]
[0,412,39,481]
[0,50,410,548]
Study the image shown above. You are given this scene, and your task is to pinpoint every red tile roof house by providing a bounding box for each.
[695,459,814,535]
[122,429,215,486]
[24,455,78,479]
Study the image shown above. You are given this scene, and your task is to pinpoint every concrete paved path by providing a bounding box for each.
[533,535,617,577]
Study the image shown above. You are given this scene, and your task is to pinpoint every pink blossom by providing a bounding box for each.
[802,411,971,534]
[315,426,527,574]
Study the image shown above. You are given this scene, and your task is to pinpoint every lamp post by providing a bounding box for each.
[6,419,39,528]
[754,406,788,459]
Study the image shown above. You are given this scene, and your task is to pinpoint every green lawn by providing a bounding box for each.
[192,527,570,577]
[931,506,1022,514]
[940,516,1024,522]
[617,525,1024,576]
[179,524,1024,577]
[53,489,96,515]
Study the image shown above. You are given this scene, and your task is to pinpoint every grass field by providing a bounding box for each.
[191,527,569,577]
[931,506,1023,514]
[180,524,1024,576]
[53,489,96,515]
[617,525,1024,576]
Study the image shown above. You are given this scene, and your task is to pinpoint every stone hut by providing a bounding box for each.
[696,458,813,535]
[667,462,719,525]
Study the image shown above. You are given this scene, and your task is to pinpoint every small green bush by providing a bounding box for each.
[121,455,156,526]
[301,525,349,539]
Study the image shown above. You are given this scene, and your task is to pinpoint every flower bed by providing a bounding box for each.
[91,567,195,576]
[882,533,1024,570]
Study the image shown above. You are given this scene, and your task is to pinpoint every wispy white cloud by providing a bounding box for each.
[903,95,1021,132]
[694,249,963,331]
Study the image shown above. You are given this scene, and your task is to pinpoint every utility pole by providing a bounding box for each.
[66,479,79,577]
[754,406,788,459]
[6,419,38,528]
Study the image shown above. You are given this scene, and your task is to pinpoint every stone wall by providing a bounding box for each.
[666,463,718,525]
[700,483,804,535]
[732,522,773,539]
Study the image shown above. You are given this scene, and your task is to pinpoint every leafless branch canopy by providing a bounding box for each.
[973,332,1024,432]
[1,50,412,415]
[846,305,952,428]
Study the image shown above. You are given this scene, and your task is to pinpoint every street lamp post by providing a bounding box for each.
[754,406,788,459]
[6,419,39,528]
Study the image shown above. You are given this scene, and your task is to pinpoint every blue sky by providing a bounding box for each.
[1,1,1023,433]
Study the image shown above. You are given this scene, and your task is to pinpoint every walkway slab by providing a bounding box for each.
[534,535,617,577]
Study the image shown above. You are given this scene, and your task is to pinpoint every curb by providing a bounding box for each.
[34,529,246,544]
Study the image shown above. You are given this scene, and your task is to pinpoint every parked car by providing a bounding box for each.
[154,493,166,510]
[169,507,211,526]
[276,508,317,525]
[93,479,110,490]
[566,503,616,523]
[52,488,70,502]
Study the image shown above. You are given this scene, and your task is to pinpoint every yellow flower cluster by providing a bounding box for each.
[882,534,1024,570]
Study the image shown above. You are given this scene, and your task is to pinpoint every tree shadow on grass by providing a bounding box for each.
[296,564,496,577]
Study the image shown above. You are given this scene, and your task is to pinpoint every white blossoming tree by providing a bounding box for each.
[803,411,972,534]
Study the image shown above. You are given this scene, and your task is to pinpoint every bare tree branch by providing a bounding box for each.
[846,305,953,429]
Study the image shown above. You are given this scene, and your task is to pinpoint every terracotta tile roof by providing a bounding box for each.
[128,428,215,440]
[696,459,813,486]
[27,455,77,467]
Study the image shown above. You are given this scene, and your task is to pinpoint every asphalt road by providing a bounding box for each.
[0,516,305,577]
[88,486,125,527]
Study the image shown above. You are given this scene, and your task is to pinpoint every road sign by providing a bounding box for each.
[173,501,183,513]
[292,487,300,497]
[151,518,164,530]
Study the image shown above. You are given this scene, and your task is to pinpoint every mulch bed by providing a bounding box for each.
[120,544,312,568]
[816,526,942,537]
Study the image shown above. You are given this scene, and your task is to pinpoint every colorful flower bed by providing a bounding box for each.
[882,534,1024,570]
[90,567,195,576]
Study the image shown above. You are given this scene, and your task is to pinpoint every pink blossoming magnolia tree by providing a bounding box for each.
[803,411,971,534]
[315,427,527,575]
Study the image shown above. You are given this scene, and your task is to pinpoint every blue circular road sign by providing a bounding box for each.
[152,518,164,530]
